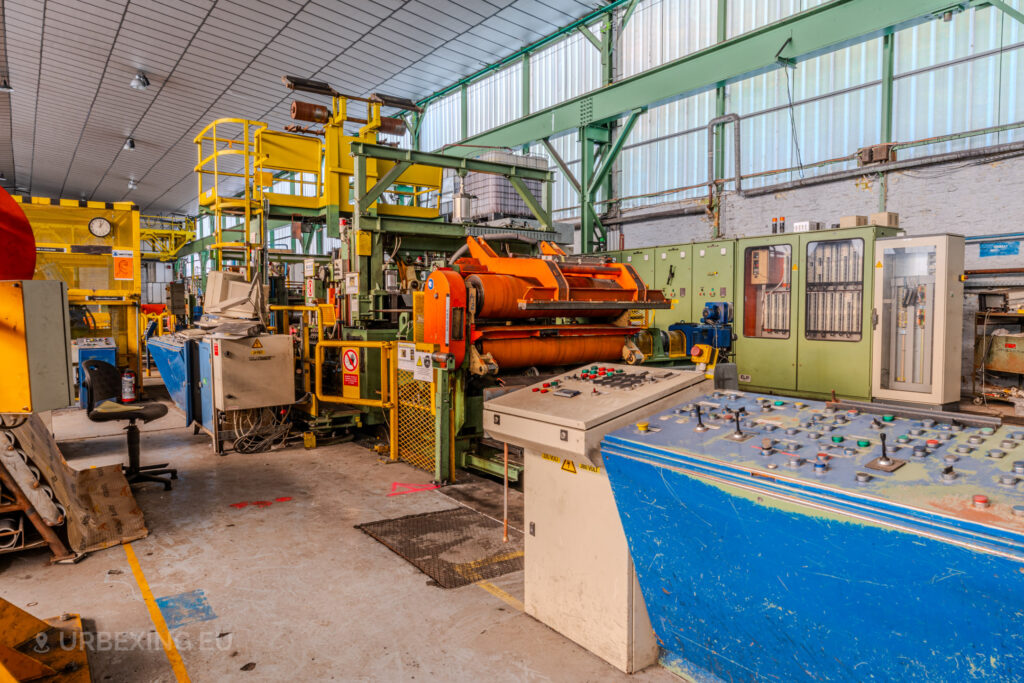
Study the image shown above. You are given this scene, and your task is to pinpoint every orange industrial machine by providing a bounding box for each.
[424,236,670,374]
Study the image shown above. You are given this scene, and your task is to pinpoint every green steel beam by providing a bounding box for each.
[459,83,468,140]
[540,138,581,193]
[521,53,531,118]
[349,142,554,181]
[881,33,895,143]
[507,176,553,227]
[357,161,411,213]
[445,0,963,156]
[621,0,642,29]
[984,0,1024,25]
[587,109,642,196]
[576,24,602,50]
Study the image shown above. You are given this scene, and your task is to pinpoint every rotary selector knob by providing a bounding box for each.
[968,435,984,445]
[1001,440,1016,450]
[956,445,971,454]
[999,474,1018,486]
[988,449,1005,459]
[855,472,872,483]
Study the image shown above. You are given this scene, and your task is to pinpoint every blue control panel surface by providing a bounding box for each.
[601,392,1024,681]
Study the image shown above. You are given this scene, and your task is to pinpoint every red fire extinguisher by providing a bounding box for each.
[121,370,137,403]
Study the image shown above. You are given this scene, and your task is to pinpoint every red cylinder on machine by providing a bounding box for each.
[121,370,137,403]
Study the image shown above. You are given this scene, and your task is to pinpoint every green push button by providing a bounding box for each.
[857,439,870,448]
[774,400,785,406]
[831,436,844,443]
[616,369,624,374]
[882,415,895,422]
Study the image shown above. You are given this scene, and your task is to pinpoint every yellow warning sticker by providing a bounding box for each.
[252,338,263,349]
[579,463,601,474]
[561,459,577,474]
[542,453,560,463]
[876,260,883,268]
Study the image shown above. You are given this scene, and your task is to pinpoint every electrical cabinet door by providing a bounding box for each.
[691,241,735,324]
[871,234,964,405]
[621,248,655,287]
[734,236,798,392]
[796,227,900,399]
[652,244,692,328]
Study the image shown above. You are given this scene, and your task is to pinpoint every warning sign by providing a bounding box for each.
[561,459,577,474]
[250,338,265,356]
[342,348,360,398]
[413,350,432,381]
[112,249,134,281]
[252,339,263,348]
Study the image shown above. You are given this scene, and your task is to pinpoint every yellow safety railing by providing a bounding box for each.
[194,118,267,279]
[315,340,398,461]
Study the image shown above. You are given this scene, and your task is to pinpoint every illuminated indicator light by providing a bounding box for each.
[882,415,895,422]
[532,387,539,392]
[542,383,550,388]
[831,436,843,443]
[540,389,548,394]
[773,400,784,406]
[857,440,870,448]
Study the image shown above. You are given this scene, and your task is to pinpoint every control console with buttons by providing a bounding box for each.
[483,363,711,674]
[599,391,1024,681]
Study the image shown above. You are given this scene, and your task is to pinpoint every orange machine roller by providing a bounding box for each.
[424,237,669,373]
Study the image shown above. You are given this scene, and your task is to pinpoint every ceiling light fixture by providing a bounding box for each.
[124,137,135,151]
[127,178,138,191]
[0,78,12,93]
[129,71,150,91]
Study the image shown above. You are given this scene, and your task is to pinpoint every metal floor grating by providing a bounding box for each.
[356,507,523,589]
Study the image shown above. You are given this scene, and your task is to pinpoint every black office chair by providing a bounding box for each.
[81,360,176,490]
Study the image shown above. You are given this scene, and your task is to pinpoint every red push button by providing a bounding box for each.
[532,387,539,392]
[973,494,990,508]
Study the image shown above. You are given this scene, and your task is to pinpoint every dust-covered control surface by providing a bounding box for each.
[356,507,524,588]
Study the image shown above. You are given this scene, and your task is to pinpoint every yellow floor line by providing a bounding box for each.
[476,579,525,612]
[124,544,191,683]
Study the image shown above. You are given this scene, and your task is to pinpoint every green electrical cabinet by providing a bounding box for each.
[691,240,735,323]
[621,248,655,285]
[651,243,692,328]
[795,226,901,399]
[733,234,800,392]
[734,226,901,400]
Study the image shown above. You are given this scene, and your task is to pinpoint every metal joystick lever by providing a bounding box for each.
[694,405,708,433]
[878,433,892,466]
[865,431,906,473]
[729,411,745,440]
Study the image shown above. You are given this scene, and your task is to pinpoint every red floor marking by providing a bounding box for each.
[387,482,440,497]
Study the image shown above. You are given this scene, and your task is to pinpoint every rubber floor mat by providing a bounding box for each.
[356,507,523,588]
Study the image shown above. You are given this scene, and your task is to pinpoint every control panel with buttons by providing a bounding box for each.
[600,397,1024,681]
[604,391,1024,532]
[484,363,709,461]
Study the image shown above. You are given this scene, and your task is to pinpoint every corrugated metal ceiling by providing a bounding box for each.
[0,0,600,213]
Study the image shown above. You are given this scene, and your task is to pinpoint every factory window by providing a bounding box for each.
[742,244,791,339]
[804,238,864,342]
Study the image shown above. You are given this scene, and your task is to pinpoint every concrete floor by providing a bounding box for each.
[0,397,676,682]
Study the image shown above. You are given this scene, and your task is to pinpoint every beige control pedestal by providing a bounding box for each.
[484,364,709,673]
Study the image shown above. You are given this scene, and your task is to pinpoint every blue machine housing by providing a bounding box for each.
[601,392,1024,681]
[147,334,215,433]
[669,302,733,354]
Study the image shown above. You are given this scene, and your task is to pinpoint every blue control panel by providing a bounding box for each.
[601,392,1024,681]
